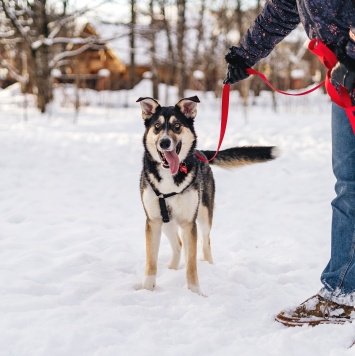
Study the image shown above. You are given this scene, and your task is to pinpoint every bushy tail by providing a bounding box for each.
[200,146,277,169]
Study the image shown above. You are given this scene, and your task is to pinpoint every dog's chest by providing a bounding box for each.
[142,188,199,222]
[142,171,199,222]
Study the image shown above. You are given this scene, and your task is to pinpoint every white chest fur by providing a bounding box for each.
[142,168,199,223]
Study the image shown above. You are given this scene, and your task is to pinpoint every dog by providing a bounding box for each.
[137,95,276,295]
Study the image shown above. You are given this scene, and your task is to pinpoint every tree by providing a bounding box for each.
[159,0,176,94]
[129,0,136,89]
[0,0,106,113]
[176,0,186,98]
[149,0,159,99]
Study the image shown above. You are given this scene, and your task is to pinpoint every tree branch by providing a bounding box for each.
[49,42,95,68]
[0,55,28,84]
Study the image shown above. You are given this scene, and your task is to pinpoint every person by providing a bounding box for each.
[224,0,355,326]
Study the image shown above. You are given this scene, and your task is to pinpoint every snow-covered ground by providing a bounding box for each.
[1,81,354,355]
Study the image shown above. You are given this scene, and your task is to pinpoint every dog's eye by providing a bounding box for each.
[154,123,161,130]
[174,123,181,130]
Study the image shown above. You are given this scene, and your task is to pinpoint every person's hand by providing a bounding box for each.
[331,61,355,93]
[223,47,249,85]
[332,33,355,96]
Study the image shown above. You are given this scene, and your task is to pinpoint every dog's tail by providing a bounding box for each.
[200,146,278,169]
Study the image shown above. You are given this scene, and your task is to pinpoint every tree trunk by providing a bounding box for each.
[32,0,52,113]
[33,45,53,113]
[149,0,159,99]
[159,0,176,104]
[190,0,206,90]
[130,0,136,89]
[177,0,186,98]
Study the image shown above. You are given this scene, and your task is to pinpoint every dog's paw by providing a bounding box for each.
[201,248,214,264]
[168,259,180,270]
[142,275,156,291]
[200,255,214,264]
[188,284,207,297]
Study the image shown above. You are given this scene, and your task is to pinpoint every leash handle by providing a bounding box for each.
[195,84,230,162]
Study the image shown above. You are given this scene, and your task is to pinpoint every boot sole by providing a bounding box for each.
[275,314,351,327]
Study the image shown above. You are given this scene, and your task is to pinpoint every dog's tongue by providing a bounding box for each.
[163,150,179,175]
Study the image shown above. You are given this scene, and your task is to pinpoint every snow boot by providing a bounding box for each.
[275,294,355,327]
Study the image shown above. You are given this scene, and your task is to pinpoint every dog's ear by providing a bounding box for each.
[175,96,200,119]
[136,97,161,120]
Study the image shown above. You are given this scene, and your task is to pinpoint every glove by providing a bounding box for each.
[331,61,355,93]
[223,47,250,85]
[331,35,355,94]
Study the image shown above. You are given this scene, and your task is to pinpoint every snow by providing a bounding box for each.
[291,69,305,79]
[1,80,355,355]
[98,69,110,78]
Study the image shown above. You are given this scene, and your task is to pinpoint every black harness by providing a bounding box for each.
[145,172,196,223]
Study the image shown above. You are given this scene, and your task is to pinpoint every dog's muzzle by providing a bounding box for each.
[158,141,182,175]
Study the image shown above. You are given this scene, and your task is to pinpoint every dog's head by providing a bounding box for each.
[137,96,200,175]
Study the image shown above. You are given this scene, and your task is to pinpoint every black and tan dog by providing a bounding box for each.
[137,96,276,295]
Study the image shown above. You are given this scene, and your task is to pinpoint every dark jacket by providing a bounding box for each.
[233,0,355,67]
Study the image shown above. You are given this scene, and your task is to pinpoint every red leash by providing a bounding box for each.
[195,68,326,163]
[195,40,355,163]
[248,40,355,133]
[195,84,230,162]
[245,68,325,96]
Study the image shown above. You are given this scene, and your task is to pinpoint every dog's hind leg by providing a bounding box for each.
[197,205,213,264]
[162,223,182,270]
[142,219,162,291]
[181,221,203,295]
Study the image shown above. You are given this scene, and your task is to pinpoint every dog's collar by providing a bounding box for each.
[145,171,196,223]
[179,162,188,174]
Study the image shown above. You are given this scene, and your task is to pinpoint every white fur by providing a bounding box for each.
[162,223,182,269]
[142,275,156,290]
[178,127,195,162]
[142,180,199,223]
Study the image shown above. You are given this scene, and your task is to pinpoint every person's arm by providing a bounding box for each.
[224,0,300,84]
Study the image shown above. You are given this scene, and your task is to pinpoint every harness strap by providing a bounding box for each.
[147,183,177,223]
[146,172,196,223]
[157,193,177,223]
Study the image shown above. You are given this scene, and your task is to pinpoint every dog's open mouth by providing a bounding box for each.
[158,142,182,175]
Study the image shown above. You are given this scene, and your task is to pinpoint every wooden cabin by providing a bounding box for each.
[59,23,128,90]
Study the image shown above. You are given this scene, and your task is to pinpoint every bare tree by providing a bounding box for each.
[129,0,136,89]
[0,0,107,113]
[149,0,159,99]
[158,0,176,103]
[176,0,186,98]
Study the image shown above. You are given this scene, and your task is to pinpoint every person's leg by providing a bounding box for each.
[319,103,355,304]
[276,103,355,326]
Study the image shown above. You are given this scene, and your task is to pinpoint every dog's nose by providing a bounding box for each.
[159,138,171,150]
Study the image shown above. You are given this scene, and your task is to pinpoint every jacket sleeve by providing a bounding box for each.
[232,0,301,67]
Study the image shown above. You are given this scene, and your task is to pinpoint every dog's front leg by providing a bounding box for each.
[162,223,181,270]
[142,218,162,291]
[181,221,203,295]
